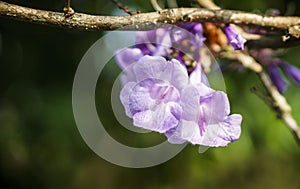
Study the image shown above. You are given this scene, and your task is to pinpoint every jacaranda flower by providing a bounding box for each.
[224,25,247,50]
[116,53,242,147]
[268,64,288,93]
[166,83,242,147]
[119,55,188,133]
[115,25,242,147]
[280,61,300,86]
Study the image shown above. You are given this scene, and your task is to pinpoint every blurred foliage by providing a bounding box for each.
[1,0,300,189]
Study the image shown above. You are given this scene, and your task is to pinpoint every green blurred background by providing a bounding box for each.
[1,0,300,188]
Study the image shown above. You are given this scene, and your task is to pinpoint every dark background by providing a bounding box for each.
[1,0,300,188]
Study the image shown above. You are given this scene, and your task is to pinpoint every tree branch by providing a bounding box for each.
[111,0,137,15]
[1,0,300,37]
[222,51,300,145]
[246,36,300,49]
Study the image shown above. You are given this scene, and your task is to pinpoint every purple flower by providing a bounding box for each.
[120,55,188,133]
[134,23,206,63]
[115,48,143,85]
[166,84,242,147]
[170,23,206,60]
[280,62,300,86]
[115,25,242,147]
[135,28,172,56]
[116,54,242,147]
[268,65,288,93]
[249,50,300,93]
[115,48,143,70]
[224,25,247,50]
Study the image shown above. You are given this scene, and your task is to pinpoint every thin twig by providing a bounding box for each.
[1,1,300,37]
[111,0,136,15]
[246,36,300,49]
[197,0,220,10]
[63,0,74,16]
[151,0,163,11]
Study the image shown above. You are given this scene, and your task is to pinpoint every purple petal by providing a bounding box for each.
[281,63,300,86]
[225,25,246,50]
[133,55,167,82]
[177,23,203,35]
[170,28,188,43]
[191,33,206,49]
[200,91,230,124]
[115,48,143,70]
[133,101,182,133]
[180,84,213,121]
[167,114,242,147]
[135,29,171,56]
[199,114,242,147]
[120,82,137,117]
[189,64,202,85]
[169,84,242,147]
[168,59,189,90]
[127,78,182,133]
[153,29,172,56]
[189,63,210,86]
[166,120,198,144]
[268,65,288,93]
[133,56,189,90]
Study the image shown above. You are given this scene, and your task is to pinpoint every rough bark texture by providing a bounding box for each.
[1,0,300,37]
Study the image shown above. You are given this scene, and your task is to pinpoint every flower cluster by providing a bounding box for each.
[115,23,242,147]
[250,49,300,93]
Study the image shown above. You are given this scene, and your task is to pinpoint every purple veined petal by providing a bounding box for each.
[128,78,182,133]
[133,56,189,90]
[189,63,210,86]
[167,114,242,147]
[133,55,168,82]
[120,82,137,117]
[167,59,189,90]
[223,114,242,141]
[166,120,199,145]
[199,114,242,147]
[268,65,288,93]
[133,101,182,133]
[115,48,143,70]
[176,84,242,147]
[281,62,300,86]
[224,25,247,50]
[128,80,157,116]
[200,91,231,124]
[165,127,187,144]
[180,84,213,121]
[129,78,181,114]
